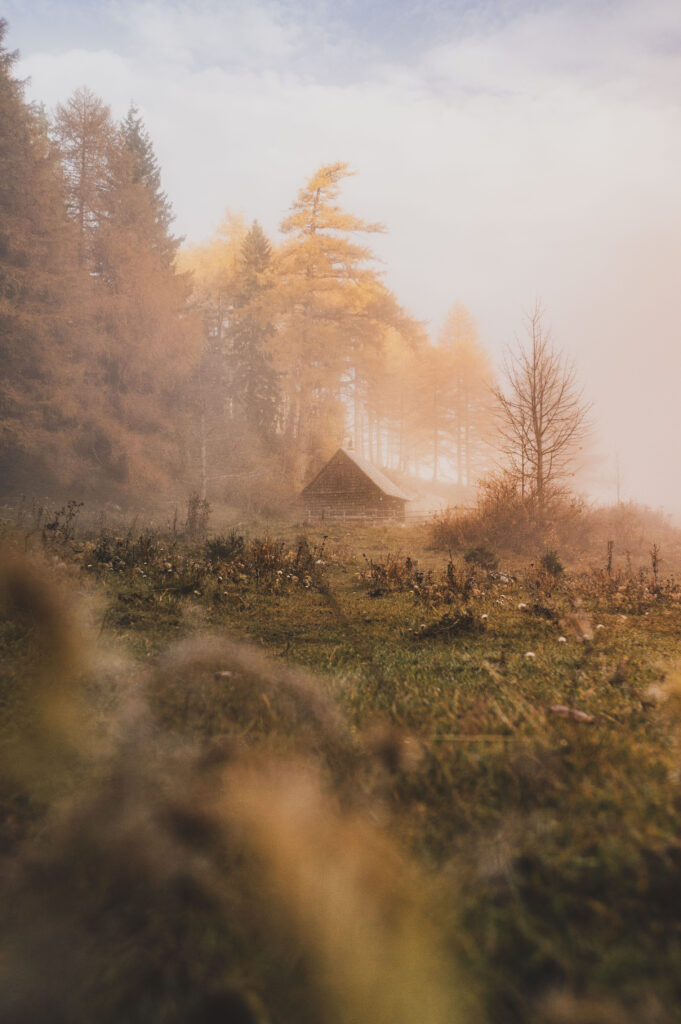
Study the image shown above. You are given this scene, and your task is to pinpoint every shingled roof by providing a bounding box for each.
[302,447,411,502]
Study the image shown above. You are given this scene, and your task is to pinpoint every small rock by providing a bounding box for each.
[548,705,595,723]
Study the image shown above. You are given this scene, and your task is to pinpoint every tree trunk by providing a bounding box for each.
[199,411,208,501]
[432,425,438,483]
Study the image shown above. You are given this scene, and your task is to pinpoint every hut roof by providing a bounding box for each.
[302,448,411,502]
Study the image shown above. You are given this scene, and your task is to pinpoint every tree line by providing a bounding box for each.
[1,24,197,500]
[178,164,498,504]
[1,21,587,513]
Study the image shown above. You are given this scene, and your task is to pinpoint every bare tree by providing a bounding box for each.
[494,303,590,510]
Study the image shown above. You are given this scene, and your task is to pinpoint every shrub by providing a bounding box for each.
[42,500,84,544]
[464,545,499,571]
[92,531,114,564]
[205,531,245,564]
[431,474,535,554]
[540,549,564,576]
[431,473,593,557]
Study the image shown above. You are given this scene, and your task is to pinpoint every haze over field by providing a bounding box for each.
[6,0,681,511]
[6,9,681,1021]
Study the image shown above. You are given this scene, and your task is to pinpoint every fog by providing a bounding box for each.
[9,0,681,513]
[5,11,681,1017]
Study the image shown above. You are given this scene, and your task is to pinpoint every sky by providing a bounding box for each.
[6,0,681,513]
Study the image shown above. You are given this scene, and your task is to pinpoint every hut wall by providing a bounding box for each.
[303,490,405,521]
[301,450,407,520]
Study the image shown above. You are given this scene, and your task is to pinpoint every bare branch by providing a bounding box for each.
[492,303,591,508]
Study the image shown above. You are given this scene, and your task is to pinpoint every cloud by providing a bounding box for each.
[115,0,300,70]
[421,1,681,104]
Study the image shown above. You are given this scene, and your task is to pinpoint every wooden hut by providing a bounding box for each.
[300,448,410,521]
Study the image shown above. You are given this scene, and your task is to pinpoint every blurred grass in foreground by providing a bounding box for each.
[2,511,681,1022]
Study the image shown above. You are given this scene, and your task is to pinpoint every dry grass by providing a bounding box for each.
[0,542,475,1024]
[3,504,681,1022]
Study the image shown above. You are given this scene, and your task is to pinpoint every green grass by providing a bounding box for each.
[2,514,681,1022]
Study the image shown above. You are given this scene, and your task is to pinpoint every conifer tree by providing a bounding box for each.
[438,303,496,487]
[276,162,385,475]
[346,282,421,467]
[411,305,496,485]
[87,115,200,490]
[228,221,280,441]
[414,344,459,483]
[53,86,115,264]
[0,20,84,493]
[120,104,179,264]
[176,212,248,499]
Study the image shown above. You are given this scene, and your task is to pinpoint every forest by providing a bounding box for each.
[1,21,498,513]
[3,13,681,1024]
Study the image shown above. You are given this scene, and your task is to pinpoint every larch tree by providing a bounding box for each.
[0,20,85,493]
[53,86,115,264]
[343,280,419,467]
[81,105,201,491]
[414,342,459,483]
[494,303,590,510]
[360,316,425,472]
[438,302,496,487]
[178,210,247,350]
[177,211,248,498]
[227,221,280,443]
[276,162,385,477]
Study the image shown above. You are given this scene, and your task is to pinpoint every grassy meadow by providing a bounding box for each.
[2,501,681,1023]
